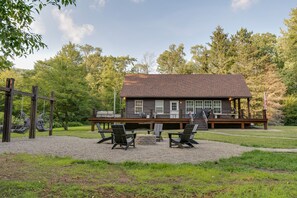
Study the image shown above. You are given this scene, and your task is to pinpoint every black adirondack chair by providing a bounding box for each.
[168,124,196,148]
[111,124,136,150]
[189,124,199,144]
[147,123,163,141]
[96,123,113,144]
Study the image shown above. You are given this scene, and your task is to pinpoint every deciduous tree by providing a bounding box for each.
[0,0,76,70]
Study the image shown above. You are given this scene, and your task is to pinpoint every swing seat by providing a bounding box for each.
[36,113,49,132]
[12,118,30,133]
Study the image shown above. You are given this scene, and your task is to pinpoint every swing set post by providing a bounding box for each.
[49,91,54,136]
[29,86,38,139]
[2,78,14,142]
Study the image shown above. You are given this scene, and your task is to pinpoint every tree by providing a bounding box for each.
[79,44,103,109]
[207,26,232,74]
[190,45,210,73]
[278,8,297,95]
[283,95,297,125]
[99,56,135,111]
[0,0,76,70]
[33,43,91,130]
[157,44,188,74]
[130,52,155,74]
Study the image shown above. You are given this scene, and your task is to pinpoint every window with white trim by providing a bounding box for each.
[155,100,164,114]
[195,100,203,111]
[204,100,212,109]
[134,100,143,114]
[213,100,222,113]
[186,100,194,113]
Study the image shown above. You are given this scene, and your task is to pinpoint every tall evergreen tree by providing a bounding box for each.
[278,8,297,95]
[207,26,232,74]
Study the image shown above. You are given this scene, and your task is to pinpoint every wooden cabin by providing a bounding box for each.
[89,74,267,130]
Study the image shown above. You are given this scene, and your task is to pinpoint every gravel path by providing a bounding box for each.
[0,136,295,164]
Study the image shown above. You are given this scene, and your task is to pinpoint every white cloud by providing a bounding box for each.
[90,0,144,9]
[31,18,46,34]
[231,0,257,11]
[52,9,94,43]
[90,0,107,9]
[130,0,145,3]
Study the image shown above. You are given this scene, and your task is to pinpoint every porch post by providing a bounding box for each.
[238,99,241,118]
[247,98,251,119]
[233,99,237,112]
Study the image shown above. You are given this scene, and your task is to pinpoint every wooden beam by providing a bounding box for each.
[0,86,10,92]
[2,78,14,142]
[49,91,54,136]
[29,86,38,139]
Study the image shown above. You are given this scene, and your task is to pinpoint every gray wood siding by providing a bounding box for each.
[125,98,232,118]
[125,99,155,118]
[222,100,232,113]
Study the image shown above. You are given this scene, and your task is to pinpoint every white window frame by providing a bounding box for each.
[186,100,194,113]
[213,100,222,113]
[195,100,203,113]
[204,100,212,109]
[134,100,143,114]
[155,100,164,114]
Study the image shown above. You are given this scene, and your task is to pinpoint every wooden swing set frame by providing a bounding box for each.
[0,78,55,142]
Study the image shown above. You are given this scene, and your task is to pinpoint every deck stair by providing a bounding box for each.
[193,118,208,130]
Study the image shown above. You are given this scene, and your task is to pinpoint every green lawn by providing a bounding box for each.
[2,125,297,197]
[9,125,297,148]
[1,151,297,197]
[197,126,297,148]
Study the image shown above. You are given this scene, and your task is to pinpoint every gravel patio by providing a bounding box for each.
[0,136,257,164]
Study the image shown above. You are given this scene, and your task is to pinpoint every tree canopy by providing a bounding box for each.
[2,6,297,126]
[0,0,76,70]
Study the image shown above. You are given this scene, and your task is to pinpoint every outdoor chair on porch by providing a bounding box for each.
[168,124,196,148]
[111,124,136,150]
[96,123,113,144]
[147,123,163,141]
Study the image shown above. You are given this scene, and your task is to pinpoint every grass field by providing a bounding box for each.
[1,151,297,197]
[2,125,297,197]
[10,125,297,149]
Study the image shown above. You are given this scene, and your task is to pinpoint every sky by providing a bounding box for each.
[12,0,297,70]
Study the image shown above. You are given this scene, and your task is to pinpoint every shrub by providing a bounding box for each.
[283,95,297,125]
[68,122,83,127]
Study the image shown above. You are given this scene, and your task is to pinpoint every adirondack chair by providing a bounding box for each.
[111,124,136,150]
[168,124,196,148]
[147,123,163,141]
[96,123,113,144]
[189,124,199,144]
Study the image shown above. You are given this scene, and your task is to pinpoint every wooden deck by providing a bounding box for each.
[208,118,268,129]
[88,117,268,130]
